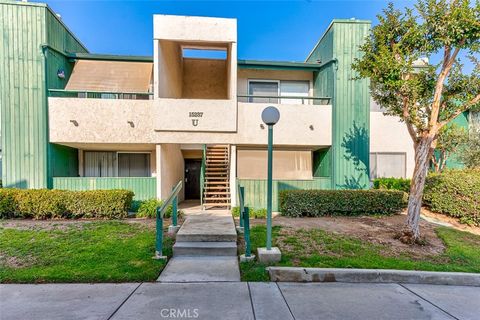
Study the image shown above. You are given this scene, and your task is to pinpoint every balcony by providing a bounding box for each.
[237,94,331,105]
[49,88,153,100]
[48,89,332,147]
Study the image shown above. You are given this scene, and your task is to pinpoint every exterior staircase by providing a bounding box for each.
[158,213,240,282]
[202,145,231,210]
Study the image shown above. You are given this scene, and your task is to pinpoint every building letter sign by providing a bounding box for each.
[189,112,203,127]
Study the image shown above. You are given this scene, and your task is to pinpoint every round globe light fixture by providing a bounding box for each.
[261,106,280,126]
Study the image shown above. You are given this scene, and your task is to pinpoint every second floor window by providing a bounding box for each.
[248,80,279,103]
[248,80,310,104]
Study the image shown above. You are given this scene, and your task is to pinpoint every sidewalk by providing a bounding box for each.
[1,282,479,320]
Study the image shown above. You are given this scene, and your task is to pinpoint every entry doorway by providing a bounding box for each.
[184,159,201,200]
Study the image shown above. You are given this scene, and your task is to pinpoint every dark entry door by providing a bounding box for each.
[184,159,201,199]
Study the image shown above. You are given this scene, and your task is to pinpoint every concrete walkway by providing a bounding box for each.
[158,209,240,282]
[2,282,479,320]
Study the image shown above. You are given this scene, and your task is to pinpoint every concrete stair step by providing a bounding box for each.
[175,215,236,242]
[173,241,237,256]
[158,256,240,282]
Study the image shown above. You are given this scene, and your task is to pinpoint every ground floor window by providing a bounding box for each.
[84,151,151,177]
[369,152,406,179]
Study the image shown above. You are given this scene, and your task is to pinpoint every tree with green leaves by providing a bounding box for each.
[431,124,468,172]
[459,128,480,168]
[353,0,480,242]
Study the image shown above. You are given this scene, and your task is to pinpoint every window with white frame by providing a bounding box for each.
[370,152,406,179]
[248,80,309,104]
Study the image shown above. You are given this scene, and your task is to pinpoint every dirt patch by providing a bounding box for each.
[0,219,93,231]
[420,208,480,236]
[0,218,182,232]
[0,254,36,269]
[251,213,446,257]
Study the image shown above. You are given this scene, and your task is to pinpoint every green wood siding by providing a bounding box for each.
[308,20,371,190]
[237,178,331,211]
[52,177,157,201]
[445,111,470,169]
[0,1,87,189]
[50,144,78,178]
[313,148,331,177]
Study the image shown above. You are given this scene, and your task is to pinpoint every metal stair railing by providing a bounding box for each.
[154,180,183,259]
[200,144,206,210]
[237,184,251,258]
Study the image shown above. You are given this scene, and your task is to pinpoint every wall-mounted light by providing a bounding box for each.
[70,120,78,126]
[260,124,265,129]
[57,69,65,79]
[127,121,135,128]
[309,125,314,131]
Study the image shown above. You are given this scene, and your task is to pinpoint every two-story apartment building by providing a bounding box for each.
[1,1,477,210]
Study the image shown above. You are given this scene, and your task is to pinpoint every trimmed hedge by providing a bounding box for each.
[424,170,480,226]
[279,189,408,217]
[373,177,411,193]
[231,207,267,219]
[0,189,134,219]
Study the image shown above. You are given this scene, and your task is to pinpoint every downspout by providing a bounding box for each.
[41,44,52,189]
[330,58,338,190]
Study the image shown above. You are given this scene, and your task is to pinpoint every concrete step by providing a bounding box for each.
[173,241,237,256]
[158,256,240,282]
[176,215,237,242]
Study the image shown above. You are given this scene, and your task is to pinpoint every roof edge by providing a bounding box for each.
[67,53,153,62]
[305,19,371,62]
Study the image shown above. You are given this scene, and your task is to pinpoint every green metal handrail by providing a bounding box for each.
[237,184,251,258]
[237,94,331,105]
[200,144,207,208]
[155,180,182,259]
[48,88,153,100]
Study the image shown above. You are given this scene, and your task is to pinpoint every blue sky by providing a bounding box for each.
[39,0,413,61]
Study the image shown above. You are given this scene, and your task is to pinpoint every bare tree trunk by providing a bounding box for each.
[405,136,434,241]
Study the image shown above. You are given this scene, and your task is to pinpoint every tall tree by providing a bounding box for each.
[459,128,480,168]
[431,124,468,172]
[353,0,480,242]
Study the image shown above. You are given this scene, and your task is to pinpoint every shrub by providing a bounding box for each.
[279,189,408,217]
[136,199,183,219]
[0,188,18,218]
[373,177,411,193]
[423,169,480,226]
[0,189,134,219]
[231,207,269,219]
[64,190,133,219]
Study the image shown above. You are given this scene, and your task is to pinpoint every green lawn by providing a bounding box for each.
[240,225,480,281]
[0,221,172,283]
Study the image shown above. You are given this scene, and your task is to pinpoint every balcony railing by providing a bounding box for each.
[48,89,153,100]
[237,95,331,105]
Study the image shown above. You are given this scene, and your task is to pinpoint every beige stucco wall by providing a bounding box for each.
[182,58,228,99]
[49,98,332,148]
[156,144,184,201]
[156,40,183,98]
[154,15,237,43]
[370,112,415,178]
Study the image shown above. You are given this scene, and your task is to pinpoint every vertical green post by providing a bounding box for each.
[239,186,245,228]
[172,186,178,227]
[266,125,273,250]
[155,206,164,258]
[244,206,251,257]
